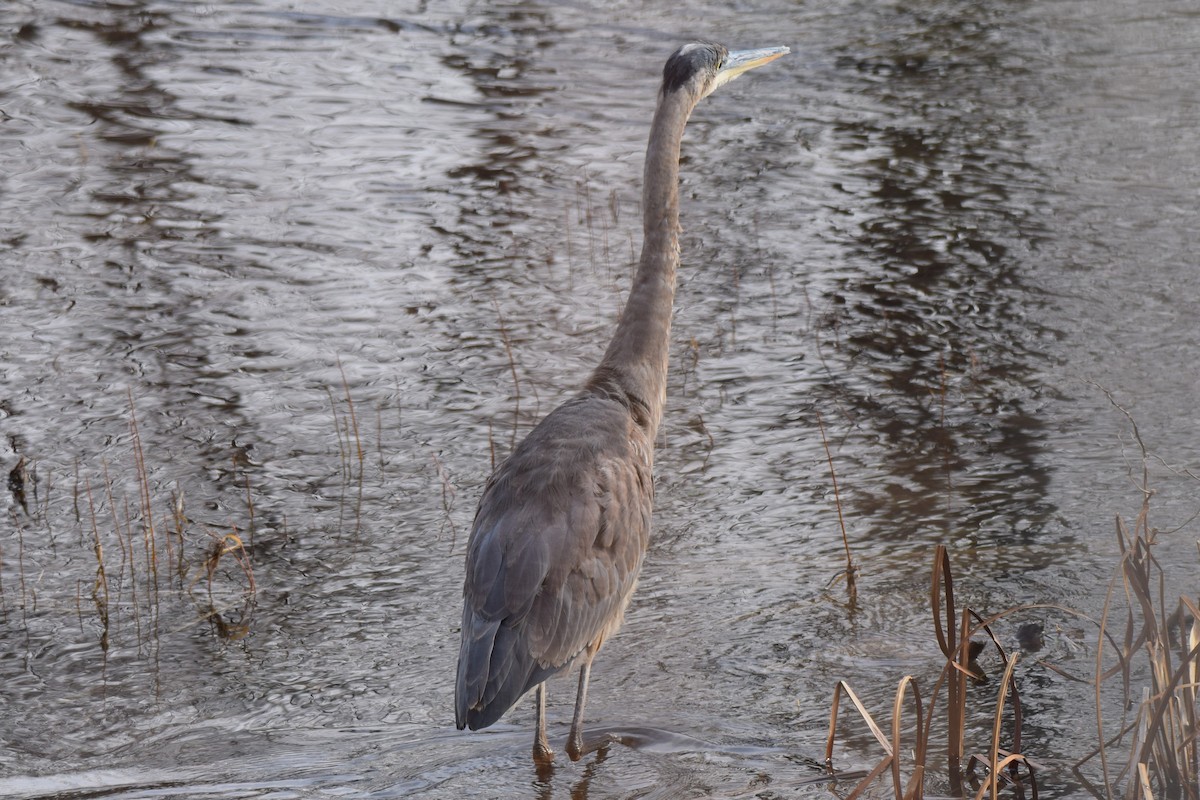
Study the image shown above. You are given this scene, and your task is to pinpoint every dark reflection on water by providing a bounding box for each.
[813,1,1059,549]
[2,0,1199,798]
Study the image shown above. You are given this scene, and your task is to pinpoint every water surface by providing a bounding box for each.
[1,0,1198,797]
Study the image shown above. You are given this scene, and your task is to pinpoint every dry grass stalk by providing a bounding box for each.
[491,296,521,454]
[931,546,971,790]
[128,390,160,639]
[0,521,6,623]
[52,400,263,651]
[1068,388,1200,800]
[324,367,367,537]
[11,511,30,635]
[1074,491,1200,800]
[430,450,458,551]
[967,653,1036,800]
[243,473,256,549]
[327,384,348,478]
[825,678,916,798]
[337,360,365,537]
[336,359,365,471]
[187,527,256,641]
[825,547,1036,800]
[168,486,187,588]
[375,404,386,474]
[83,478,111,652]
[816,410,857,604]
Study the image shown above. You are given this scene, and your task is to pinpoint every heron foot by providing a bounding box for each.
[567,729,618,761]
[566,728,583,762]
[534,735,554,765]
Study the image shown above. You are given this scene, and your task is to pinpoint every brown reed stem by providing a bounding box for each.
[84,478,110,652]
[327,385,347,480]
[337,358,364,473]
[817,411,857,602]
[491,296,521,454]
[431,451,458,551]
[128,391,159,645]
[931,545,966,793]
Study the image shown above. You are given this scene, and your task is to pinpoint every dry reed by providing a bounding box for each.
[816,410,858,605]
[0,398,264,653]
[825,503,1198,798]
[431,450,459,551]
[1067,388,1200,800]
[1072,493,1200,800]
[825,546,1036,800]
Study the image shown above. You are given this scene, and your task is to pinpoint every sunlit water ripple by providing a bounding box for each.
[1,0,1198,797]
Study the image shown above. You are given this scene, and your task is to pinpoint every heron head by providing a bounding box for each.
[661,42,789,101]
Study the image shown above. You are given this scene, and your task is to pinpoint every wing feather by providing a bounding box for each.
[454,391,653,730]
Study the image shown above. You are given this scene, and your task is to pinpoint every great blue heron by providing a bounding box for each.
[455,41,788,763]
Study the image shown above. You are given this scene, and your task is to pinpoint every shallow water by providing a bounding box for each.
[1,0,1198,798]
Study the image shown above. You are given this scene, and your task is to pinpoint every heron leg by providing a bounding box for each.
[566,656,593,761]
[533,682,554,764]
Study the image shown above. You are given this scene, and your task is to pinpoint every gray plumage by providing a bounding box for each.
[454,40,788,762]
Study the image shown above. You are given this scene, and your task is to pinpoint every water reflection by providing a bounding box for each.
[5,0,259,509]
[532,743,608,800]
[815,1,1059,550]
[435,7,560,281]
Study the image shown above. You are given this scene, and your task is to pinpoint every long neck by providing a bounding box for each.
[587,87,696,437]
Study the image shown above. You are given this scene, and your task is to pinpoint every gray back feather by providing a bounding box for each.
[455,389,653,729]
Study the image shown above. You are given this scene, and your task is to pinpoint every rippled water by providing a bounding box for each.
[1,0,1198,798]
